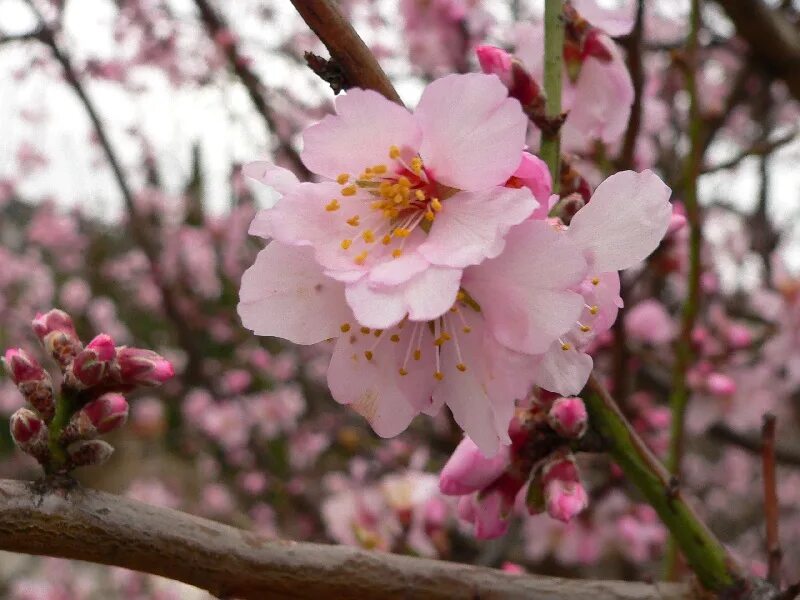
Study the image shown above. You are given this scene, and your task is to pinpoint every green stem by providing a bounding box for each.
[540,0,564,192]
[665,0,703,577]
[586,376,741,592]
[46,392,75,473]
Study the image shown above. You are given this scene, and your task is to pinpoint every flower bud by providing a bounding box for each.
[71,334,116,387]
[10,408,50,464]
[707,372,736,397]
[582,29,612,62]
[457,490,510,540]
[117,347,174,386]
[476,45,512,86]
[3,349,55,421]
[548,396,588,438]
[66,439,114,468]
[4,348,46,383]
[33,310,82,368]
[32,309,77,340]
[85,393,130,434]
[726,324,752,349]
[439,436,509,496]
[544,478,588,523]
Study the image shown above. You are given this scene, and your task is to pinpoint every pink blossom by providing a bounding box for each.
[245,74,536,330]
[439,436,510,495]
[707,372,737,397]
[548,396,588,438]
[626,299,675,344]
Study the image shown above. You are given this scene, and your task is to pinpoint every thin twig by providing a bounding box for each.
[709,423,800,467]
[288,0,402,104]
[701,129,798,173]
[0,479,688,600]
[762,414,782,586]
[192,0,309,178]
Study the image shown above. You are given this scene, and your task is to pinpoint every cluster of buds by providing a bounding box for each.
[3,309,174,474]
[439,395,590,538]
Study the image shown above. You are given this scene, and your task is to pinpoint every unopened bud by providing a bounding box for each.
[32,309,77,339]
[548,396,588,438]
[476,45,542,108]
[3,348,46,384]
[544,478,588,522]
[33,310,82,368]
[71,334,116,387]
[10,408,50,464]
[439,436,510,496]
[476,45,513,86]
[117,347,174,387]
[707,372,736,397]
[66,439,114,468]
[82,393,129,434]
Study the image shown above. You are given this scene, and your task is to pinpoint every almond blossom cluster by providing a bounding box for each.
[238,72,673,465]
[3,309,173,474]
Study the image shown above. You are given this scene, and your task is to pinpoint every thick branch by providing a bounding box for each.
[715,0,800,102]
[0,479,687,600]
[192,0,309,178]
[761,414,782,586]
[288,0,401,104]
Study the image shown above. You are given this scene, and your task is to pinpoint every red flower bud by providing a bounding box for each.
[10,408,50,465]
[32,309,77,340]
[548,396,588,439]
[72,334,117,387]
[3,348,46,385]
[117,347,174,386]
[82,393,129,434]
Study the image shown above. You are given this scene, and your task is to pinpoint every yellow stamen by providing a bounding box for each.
[381,234,392,245]
[397,176,411,188]
[413,349,421,361]
[410,157,423,175]
[341,239,352,250]
[456,363,467,372]
[591,277,600,286]
[354,251,368,265]
[424,210,435,221]
[360,327,371,335]
[372,164,387,174]
[434,371,444,381]
[341,185,357,196]
[431,197,442,212]
[392,248,403,258]
[346,215,360,227]
[373,329,383,337]
[561,342,572,351]
[325,199,340,211]
[456,291,466,301]
[399,368,408,376]
[364,351,373,361]
[340,323,351,333]
[462,326,472,333]
[394,228,411,238]
[589,305,599,315]
[390,334,400,343]
[336,173,350,185]
[389,145,401,159]
[580,325,591,332]
[362,230,375,243]
[415,189,426,201]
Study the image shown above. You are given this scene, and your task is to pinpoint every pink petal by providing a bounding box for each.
[417,187,537,268]
[465,221,588,354]
[327,332,433,437]
[242,161,299,195]
[567,170,672,272]
[533,342,594,396]
[301,89,421,180]
[238,243,351,345]
[248,210,274,239]
[571,0,635,36]
[416,73,528,191]
[345,279,408,330]
[512,152,552,205]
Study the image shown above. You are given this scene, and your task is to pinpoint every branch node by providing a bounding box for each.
[304,51,350,94]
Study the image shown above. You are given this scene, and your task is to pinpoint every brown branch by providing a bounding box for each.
[701,129,798,173]
[192,0,310,178]
[289,0,402,104]
[0,479,688,600]
[761,414,782,586]
[714,0,800,102]
[708,423,800,467]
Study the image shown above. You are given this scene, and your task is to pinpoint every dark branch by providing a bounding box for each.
[709,423,800,467]
[761,414,782,586]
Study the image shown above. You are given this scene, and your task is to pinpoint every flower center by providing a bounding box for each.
[327,146,449,266]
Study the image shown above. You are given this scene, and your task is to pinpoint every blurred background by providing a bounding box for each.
[1,0,800,597]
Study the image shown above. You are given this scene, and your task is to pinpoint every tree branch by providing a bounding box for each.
[288,0,402,104]
[192,0,309,178]
[0,479,687,600]
[761,414,782,586]
[714,0,800,102]
[701,129,798,173]
[709,423,800,468]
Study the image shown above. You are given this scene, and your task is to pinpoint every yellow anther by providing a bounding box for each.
[434,371,444,381]
[394,228,411,238]
[392,248,403,258]
[373,329,383,337]
[591,277,600,286]
[415,189,426,201]
[456,363,467,372]
[346,215,360,227]
[379,181,392,194]
[397,176,411,188]
[456,291,466,301]
[362,230,376,243]
[340,323,351,333]
[424,210,435,222]
[354,251,368,265]
[372,164,387,174]
[381,234,392,245]
[341,185,357,196]
[393,194,405,205]
[389,145,401,159]
[462,326,472,333]
[580,325,591,332]
[325,199,340,211]
[589,305,599,315]
[341,239,353,250]
[413,349,422,361]
[561,342,572,351]
[431,197,442,212]
[399,367,408,376]
[360,327,371,335]
[364,350,373,361]
[390,334,401,343]
[410,157,423,175]
[336,173,350,185]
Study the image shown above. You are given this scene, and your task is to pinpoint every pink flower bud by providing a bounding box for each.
[476,45,513,86]
[82,393,129,434]
[72,334,117,387]
[67,439,114,468]
[541,454,581,486]
[3,348,46,384]
[86,334,116,362]
[707,372,736,397]
[726,324,752,349]
[548,397,588,438]
[33,310,82,368]
[117,347,174,386]
[457,490,510,540]
[32,309,77,340]
[439,436,510,496]
[545,478,588,523]
[666,212,687,235]
[10,407,44,444]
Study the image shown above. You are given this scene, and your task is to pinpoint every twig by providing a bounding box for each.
[0,479,688,600]
[701,129,798,173]
[0,29,42,44]
[540,0,565,193]
[192,0,309,178]
[709,423,800,467]
[762,414,782,586]
[288,0,402,104]
[585,375,745,593]
[20,0,208,386]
